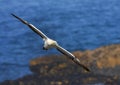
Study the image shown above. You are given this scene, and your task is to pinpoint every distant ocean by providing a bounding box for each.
[0,0,120,82]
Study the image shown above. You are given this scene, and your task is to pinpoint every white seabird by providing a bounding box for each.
[11,14,90,72]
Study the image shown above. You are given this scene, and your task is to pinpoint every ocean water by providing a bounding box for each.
[0,0,120,82]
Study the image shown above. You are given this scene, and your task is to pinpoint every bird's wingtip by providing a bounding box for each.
[11,13,17,18]
[82,64,91,72]
[86,68,91,72]
[11,13,14,16]
[11,13,28,25]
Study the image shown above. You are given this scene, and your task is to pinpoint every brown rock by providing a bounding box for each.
[1,44,120,85]
[30,44,120,77]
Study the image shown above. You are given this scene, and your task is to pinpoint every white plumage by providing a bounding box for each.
[12,14,90,72]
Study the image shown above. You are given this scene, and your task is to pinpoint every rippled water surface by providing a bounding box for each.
[0,0,120,82]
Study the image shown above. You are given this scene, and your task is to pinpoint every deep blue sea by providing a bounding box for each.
[0,0,120,82]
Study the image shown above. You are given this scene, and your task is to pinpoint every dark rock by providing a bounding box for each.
[30,44,120,77]
[1,44,120,85]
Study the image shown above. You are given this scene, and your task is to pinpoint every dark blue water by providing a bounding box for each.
[0,0,120,82]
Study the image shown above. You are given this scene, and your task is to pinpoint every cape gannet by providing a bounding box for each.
[11,14,90,72]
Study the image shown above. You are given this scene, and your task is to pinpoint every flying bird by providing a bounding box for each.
[11,14,90,72]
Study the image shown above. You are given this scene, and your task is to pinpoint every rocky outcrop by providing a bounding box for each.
[1,44,120,85]
[30,44,120,77]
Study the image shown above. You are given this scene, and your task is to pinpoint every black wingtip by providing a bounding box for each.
[80,63,90,72]
[11,13,14,16]
[11,13,28,24]
[84,67,90,72]
[11,13,20,20]
[73,58,91,72]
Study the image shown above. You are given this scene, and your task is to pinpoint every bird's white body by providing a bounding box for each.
[12,14,90,72]
[43,38,58,50]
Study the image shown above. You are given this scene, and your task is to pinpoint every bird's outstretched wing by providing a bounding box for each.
[56,45,90,72]
[12,13,90,72]
[11,14,48,39]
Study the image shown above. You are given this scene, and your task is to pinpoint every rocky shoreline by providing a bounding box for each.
[1,44,120,85]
